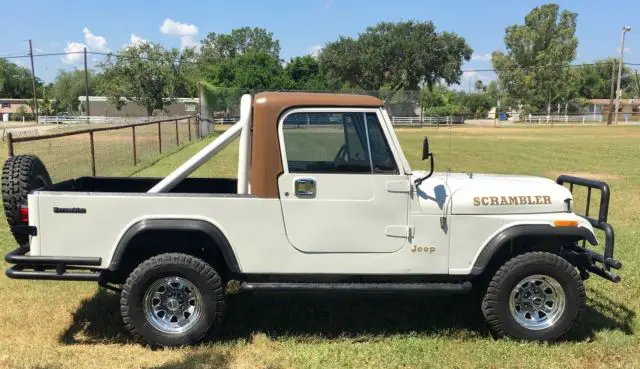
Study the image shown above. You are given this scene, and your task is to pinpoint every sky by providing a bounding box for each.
[0,0,638,88]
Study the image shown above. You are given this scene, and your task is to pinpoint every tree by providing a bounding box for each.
[285,55,328,91]
[474,80,486,92]
[203,52,289,91]
[98,43,180,116]
[51,69,98,113]
[492,4,578,114]
[572,58,632,99]
[200,27,281,62]
[319,21,472,99]
[0,59,41,98]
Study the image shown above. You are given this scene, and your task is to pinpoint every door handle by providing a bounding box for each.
[294,178,316,197]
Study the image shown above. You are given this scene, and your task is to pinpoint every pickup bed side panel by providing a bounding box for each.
[34,192,446,275]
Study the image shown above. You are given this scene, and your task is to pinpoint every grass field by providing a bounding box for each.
[0,125,639,369]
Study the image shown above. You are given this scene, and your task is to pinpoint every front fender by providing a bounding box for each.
[470,222,597,275]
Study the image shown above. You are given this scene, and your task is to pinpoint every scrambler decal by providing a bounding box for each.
[473,196,552,206]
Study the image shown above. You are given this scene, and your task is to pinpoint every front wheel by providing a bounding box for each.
[120,253,226,347]
[481,251,585,341]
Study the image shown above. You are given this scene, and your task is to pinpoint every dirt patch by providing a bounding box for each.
[548,171,621,181]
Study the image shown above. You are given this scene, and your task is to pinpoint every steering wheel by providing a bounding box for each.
[333,144,349,168]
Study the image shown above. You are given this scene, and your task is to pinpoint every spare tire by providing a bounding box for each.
[2,155,52,245]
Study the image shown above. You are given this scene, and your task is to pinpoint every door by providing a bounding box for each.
[278,109,410,253]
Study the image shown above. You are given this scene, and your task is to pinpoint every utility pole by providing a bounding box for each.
[28,39,38,124]
[614,26,631,124]
[607,59,616,125]
[83,47,90,120]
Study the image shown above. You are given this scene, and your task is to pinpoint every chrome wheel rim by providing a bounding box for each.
[509,274,565,330]
[143,276,202,334]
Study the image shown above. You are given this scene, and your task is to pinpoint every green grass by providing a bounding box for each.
[1,125,639,369]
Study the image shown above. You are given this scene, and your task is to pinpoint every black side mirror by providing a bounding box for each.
[422,137,431,160]
[415,136,435,186]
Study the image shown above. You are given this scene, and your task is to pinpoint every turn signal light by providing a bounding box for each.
[19,206,29,223]
[553,220,578,227]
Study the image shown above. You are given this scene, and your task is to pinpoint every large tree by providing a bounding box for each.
[200,27,281,62]
[0,59,41,98]
[318,21,472,98]
[492,4,578,113]
[572,58,632,99]
[51,69,98,113]
[285,55,328,91]
[98,43,187,116]
[205,52,289,91]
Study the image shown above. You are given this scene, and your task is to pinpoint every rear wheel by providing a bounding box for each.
[2,155,52,244]
[481,251,585,341]
[120,253,226,347]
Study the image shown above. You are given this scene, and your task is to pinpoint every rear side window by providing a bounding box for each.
[282,111,398,174]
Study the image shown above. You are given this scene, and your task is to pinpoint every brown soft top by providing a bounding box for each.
[251,92,384,198]
[253,91,384,109]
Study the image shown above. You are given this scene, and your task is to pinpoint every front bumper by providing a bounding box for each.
[557,175,622,282]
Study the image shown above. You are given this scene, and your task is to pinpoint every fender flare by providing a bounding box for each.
[470,224,597,275]
[108,219,240,273]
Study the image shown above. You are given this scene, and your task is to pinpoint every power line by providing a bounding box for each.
[2,49,640,74]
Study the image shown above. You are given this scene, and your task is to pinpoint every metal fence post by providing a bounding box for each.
[89,131,96,176]
[188,116,192,141]
[158,122,162,154]
[175,118,179,146]
[7,132,14,157]
[132,125,137,165]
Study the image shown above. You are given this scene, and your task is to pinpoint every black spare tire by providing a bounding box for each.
[2,155,52,244]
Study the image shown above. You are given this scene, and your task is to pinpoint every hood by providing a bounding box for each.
[413,171,572,215]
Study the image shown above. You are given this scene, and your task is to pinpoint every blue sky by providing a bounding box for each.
[0,0,638,86]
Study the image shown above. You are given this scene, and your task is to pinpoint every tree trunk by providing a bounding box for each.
[147,106,154,117]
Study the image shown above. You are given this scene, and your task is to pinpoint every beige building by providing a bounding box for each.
[78,96,199,117]
[0,98,33,115]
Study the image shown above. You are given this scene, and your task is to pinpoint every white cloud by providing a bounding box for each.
[122,33,148,49]
[160,18,199,49]
[471,53,492,62]
[617,47,631,54]
[62,41,86,64]
[82,27,110,52]
[309,45,323,58]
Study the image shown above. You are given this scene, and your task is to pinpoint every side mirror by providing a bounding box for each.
[421,136,431,160]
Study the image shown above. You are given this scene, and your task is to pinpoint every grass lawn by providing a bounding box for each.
[0,125,639,369]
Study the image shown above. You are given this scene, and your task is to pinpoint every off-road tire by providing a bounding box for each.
[120,253,226,347]
[2,155,52,244]
[481,251,585,341]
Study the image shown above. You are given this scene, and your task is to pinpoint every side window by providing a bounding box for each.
[282,112,370,173]
[365,113,398,173]
[282,111,398,174]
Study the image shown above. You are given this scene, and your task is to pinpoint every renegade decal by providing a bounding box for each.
[472,196,551,206]
[53,207,87,214]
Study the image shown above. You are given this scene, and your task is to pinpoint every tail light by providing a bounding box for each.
[19,206,29,223]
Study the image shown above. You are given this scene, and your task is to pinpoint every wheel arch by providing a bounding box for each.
[107,219,240,282]
[470,224,597,276]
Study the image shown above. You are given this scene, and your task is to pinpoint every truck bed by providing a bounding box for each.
[41,177,238,194]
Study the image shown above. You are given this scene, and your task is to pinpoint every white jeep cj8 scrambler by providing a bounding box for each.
[3,92,622,346]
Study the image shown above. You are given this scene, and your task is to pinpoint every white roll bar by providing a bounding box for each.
[236,94,252,194]
[148,94,253,194]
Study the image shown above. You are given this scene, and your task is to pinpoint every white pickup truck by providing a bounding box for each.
[3,92,621,347]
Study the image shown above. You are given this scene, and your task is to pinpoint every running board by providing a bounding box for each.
[238,281,472,293]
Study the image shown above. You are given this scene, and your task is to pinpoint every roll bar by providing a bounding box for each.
[148,94,252,194]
